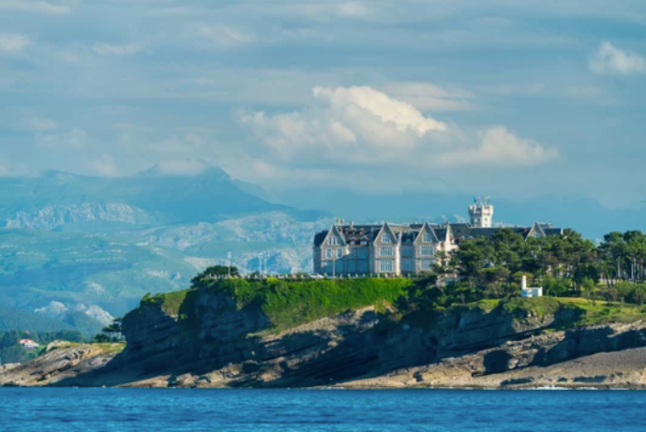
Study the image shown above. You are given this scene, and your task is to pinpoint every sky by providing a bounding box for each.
[0,0,645,208]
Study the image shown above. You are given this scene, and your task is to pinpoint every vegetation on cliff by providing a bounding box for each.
[432,228,646,308]
[454,297,646,328]
[137,269,646,337]
[0,330,84,364]
[200,277,412,330]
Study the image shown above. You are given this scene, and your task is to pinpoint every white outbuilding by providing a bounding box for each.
[521,275,543,298]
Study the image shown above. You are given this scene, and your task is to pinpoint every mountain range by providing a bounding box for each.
[0,162,330,325]
[0,160,645,326]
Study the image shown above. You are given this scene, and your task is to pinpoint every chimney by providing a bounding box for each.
[350,221,354,229]
[521,275,527,290]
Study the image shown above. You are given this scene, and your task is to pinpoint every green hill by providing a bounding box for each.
[0,307,103,338]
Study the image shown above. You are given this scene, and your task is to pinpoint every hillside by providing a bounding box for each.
[0,306,103,337]
[5,280,646,388]
[0,163,331,317]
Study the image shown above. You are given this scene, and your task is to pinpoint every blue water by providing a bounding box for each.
[0,388,644,431]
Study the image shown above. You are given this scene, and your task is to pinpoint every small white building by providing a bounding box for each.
[521,275,543,298]
[18,338,40,350]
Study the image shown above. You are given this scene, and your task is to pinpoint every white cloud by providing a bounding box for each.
[90,155,119,177]
[149,134,206,155]
[155,159,211,176]
[241,86,448,163]
[93,43,142,56]
[314,86,448,136]
[336,2,371,19]
[0,160,34,177]
[0,34,30,53]
[434,126,558,167]
[36,129,88,150]
[26,117,57,131]
[589,42,646,76]
[198,25,256,49]
[384,82,476,111]
[0,0,69,15]
[241,86,557,169]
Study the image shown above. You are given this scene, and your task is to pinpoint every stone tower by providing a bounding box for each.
[469,197,494,228]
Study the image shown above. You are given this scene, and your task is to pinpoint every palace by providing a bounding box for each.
[312,198,564,277]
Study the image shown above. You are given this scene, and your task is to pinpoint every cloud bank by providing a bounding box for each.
[589,42,646,76]
[241,86,557,169]
[0,34,29,52]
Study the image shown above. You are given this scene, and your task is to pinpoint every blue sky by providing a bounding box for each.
[0,0,645,207]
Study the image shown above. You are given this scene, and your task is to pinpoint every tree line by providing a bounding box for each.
[433,228,646,304]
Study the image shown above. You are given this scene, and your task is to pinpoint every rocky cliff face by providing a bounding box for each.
[6,292,646,389]
[344,321,646,389]
[0,342,119,387]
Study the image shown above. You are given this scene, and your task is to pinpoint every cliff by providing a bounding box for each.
[0,341,122,387]
[3,281,646,389]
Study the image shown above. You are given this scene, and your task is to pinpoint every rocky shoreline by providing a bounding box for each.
[2,288,646,389]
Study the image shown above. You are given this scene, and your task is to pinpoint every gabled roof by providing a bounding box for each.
[313,220,564,247]
[448,223,472,241]
[376,222,401,244]
[415,222,440,244]
[527,222,547,239]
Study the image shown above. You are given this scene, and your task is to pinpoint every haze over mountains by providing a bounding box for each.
[0,160,644,323]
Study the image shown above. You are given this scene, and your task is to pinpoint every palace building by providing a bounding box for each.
[312,198,563,277]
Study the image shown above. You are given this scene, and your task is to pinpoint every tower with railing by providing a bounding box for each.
[468,197,494,228]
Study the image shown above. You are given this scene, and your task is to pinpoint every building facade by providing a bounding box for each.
[313,199,564,277]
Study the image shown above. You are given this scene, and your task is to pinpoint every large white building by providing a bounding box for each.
[313,199,563,277]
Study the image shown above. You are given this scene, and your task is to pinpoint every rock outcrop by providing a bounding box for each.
[0,342,120,387]
[342,321,646,389]
[5,290,646,389]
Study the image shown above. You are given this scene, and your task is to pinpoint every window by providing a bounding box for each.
[401,260,414,272]
[337,249,343,259]
[423,233,433,243]
[380,260,394,273]
[421,259,433,270]
[401,247,413,257]
[421,246,434,256]
[328,237,338,246]
[382,233,391,243]
[380,246,393,257]
[326,249,333,259]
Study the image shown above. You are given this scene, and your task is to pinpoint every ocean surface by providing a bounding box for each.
[0,388,645,431]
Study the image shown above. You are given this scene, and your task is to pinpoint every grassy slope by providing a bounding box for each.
[139,279,646,338]
[470,297,646,327]
[144,278,413,331]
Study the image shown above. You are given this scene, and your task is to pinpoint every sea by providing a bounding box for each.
[0,388,644,431]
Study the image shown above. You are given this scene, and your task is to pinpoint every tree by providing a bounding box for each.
[191,265,240,284]
[93,317,123,343]
[580,277,596,301]
[454,238,495,286]
[615,281,635,304]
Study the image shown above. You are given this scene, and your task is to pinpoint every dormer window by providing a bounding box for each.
[382,233,391,243]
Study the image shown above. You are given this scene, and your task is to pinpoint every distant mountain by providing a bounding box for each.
[273,189,646,239]
[0,306,103,338]
[0,164,330,316]
[11,160,642,320]
[0,161,287,230]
